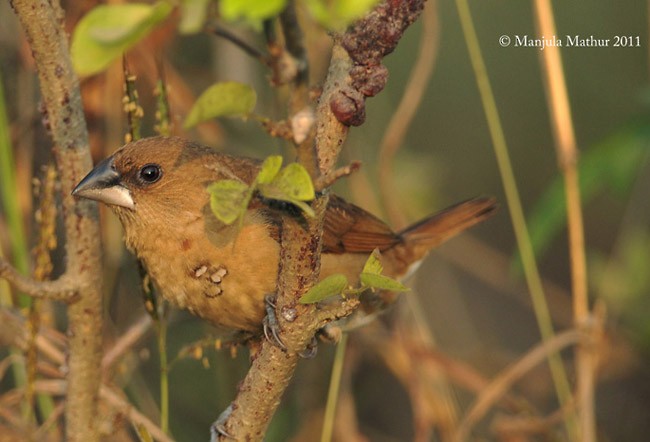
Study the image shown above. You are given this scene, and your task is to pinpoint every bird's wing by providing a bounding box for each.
[322,195,401,254]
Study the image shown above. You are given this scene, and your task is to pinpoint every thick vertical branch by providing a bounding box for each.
[9,1,103,441]
[220,1,427,440]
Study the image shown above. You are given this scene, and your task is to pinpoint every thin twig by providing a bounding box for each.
[31,379,175,442]
[100,386,175,442]
[454,329,583,441]
[533,2,594,441]
[102,315,153,373]
[279,1,309,87]
[314,161,361,191]
[0,260,78,302]
[491,402,576,438]
[211,26,267,63]
[32,401,65,440]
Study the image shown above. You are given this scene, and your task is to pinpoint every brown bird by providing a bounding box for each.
[72,136,496,332]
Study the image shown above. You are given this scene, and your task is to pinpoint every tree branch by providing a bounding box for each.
[0,259,78,302]
[219,1,427,439]
[9,1,104,441]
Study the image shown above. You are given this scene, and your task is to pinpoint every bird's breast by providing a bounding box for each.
[134,219,281,332]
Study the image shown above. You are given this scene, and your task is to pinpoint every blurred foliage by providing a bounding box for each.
[591,228,650,355]
[71,2,173,76]
[526,120,650,264]
[184,81,257,128]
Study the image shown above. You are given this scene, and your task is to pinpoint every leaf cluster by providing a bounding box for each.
[299,249,409,304]
[208,155,315,226]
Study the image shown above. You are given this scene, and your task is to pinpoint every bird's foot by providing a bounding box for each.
[262,295,318,359]
[210,404,234,441]
[263,295,287,350]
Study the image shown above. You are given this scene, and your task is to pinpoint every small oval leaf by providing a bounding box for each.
[257,161,315,218]
[71,2,172,76]
[299,274,349,304]
[184,82,257,128]
[272,163,315,201]
[207,180,250,225]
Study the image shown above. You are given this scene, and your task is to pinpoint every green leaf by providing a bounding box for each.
[179,0,212,34]
[71,2,172,76]
[362,248,383,275]
[524,121,650,264]
[359,249,408,291]
[184,82,257,128]
[305,0,379,30]
[258,161,315,217]
[360,273,409,292]
[219,0,286,23]
[299,274,349,304]
[267,163,315,201]
[257,156,283,185]
[277,163,315,201]
[207,180,251,225]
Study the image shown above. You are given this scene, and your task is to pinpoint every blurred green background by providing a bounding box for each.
[1,0,649,440]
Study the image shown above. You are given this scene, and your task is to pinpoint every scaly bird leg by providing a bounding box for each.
[262,294,318,358]
[210,404,234,441]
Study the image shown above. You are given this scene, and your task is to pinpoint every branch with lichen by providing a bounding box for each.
[219,0,427,439]
[8,0,104,441]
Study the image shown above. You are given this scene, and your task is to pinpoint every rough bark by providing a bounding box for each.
[9,0,104,440]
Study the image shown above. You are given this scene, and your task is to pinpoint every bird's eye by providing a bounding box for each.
[138,164,162,184]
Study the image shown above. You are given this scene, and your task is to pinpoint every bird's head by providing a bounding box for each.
[72,136,240,229]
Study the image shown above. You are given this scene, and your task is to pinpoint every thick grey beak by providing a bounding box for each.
[72,157,135,209]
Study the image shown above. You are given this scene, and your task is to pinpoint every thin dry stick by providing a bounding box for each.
[100,386,175,442]
[454,329,583,441]
[533,1,594,441]
[453,0,575,435]
[2,307,170,441]
[0,263,78,302]
[102,315,153,373]
[378,0,439,229]
[492,404,575,438]
[33,401,65,440]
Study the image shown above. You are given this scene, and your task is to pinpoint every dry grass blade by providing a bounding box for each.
[533,1,595,440]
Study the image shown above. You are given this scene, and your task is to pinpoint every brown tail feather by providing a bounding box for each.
[398,196,497,258]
